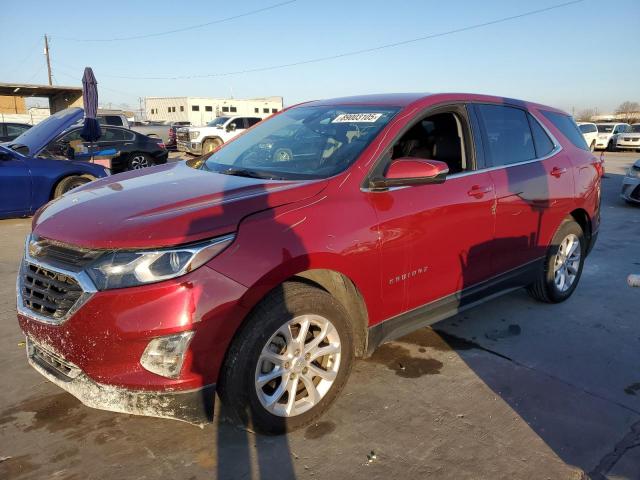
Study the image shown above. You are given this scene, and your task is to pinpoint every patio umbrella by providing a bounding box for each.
[80,67,101,142]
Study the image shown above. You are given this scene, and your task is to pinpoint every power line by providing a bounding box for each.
[91,0,584,80]
[51,0,297,42]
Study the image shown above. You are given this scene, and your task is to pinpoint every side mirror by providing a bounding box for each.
[370,158,449,190]
[227,123,237,132]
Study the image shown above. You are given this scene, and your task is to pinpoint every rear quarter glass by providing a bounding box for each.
[541,111,589,151]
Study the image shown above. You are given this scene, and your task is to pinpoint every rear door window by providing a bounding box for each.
[528,114,555,157]
[476,104,536,166]
[6,124,30,138]
[542,111,589,150]
[100,127,127,142]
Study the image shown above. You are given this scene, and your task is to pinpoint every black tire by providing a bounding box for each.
[218,281,354,435]
[527,218,585,303]
[127,152,153,170]
[589,140,596,152]
[607,140,617,152]
[53,176,91,198]
[202,137,223,155]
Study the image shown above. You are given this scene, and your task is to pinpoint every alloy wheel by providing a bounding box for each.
[553,233,581,292]
[130,155,149,169]
[255,314,341,417]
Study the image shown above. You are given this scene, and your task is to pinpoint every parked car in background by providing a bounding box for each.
[595,122,630,150]
[130,121,171,144]
[177,116,261,155]
[97,112,130,129]
[578,122,598,151]
[621,159,640,205]
[167,121,191,150]
[16,93,601,433]
[43,124,168,172]
[616,124,640,152]
[0,109,109,218]
[0,122,31,142]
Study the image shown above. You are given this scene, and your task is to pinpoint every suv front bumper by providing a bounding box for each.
[26,337,215,425]
[177,140,202,155]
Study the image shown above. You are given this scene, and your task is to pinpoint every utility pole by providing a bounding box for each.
[44,34,52,86]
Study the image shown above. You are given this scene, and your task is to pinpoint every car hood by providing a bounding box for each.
[33,161,328,249]
[10,107,83,155]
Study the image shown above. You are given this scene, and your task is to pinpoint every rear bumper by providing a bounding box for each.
[26,336,215,425]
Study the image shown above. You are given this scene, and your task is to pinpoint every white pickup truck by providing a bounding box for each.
[177,116,262,155]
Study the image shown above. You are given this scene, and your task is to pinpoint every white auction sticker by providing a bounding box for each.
[332,113,383,123]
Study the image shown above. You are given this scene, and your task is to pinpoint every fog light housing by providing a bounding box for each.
[140,332,195,378]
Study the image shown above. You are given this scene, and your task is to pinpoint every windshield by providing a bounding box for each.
[199,105,399,180]
[597,124,614,133]
[579,124,596,133]
[9,108,82,155]
[207,117,230,127]
[631,124,640,133]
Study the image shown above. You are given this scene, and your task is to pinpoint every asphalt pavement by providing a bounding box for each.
[0,151,638,480]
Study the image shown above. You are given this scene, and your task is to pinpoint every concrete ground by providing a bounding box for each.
[0,152,639,480]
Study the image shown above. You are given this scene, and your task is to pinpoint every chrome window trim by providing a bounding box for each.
[360,107,563,191]
[16,236,97,326]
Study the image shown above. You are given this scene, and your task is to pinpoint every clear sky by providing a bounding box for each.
[1,0,638,114]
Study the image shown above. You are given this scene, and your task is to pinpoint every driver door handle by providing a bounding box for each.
[467,184,493,198]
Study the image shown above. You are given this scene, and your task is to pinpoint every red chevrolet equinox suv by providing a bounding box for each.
[17,93,601,433]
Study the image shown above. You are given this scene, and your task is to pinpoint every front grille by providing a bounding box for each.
[177,131,189,141]
[28,338,81,381]
[21,263,83,320]
[29,237,101,270]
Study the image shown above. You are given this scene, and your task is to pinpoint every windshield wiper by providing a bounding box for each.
[217,167,284,180]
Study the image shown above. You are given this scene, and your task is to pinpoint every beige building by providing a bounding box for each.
[0,95,26,114]
[145,96,283,125]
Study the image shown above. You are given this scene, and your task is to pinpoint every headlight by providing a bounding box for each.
[189,130,200,140]
[87,234,234,290]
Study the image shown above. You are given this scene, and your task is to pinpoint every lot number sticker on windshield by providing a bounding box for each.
[332,113,383,123]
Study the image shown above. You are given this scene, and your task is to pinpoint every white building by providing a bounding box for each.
[144,96,283,125]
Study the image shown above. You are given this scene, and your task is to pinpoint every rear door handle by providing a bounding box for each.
[467,184,493,198]
[550,167,567,178]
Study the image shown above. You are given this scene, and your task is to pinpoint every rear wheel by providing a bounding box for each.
[128,152,153,170]
[527,219,585,303]
[202,138,223,155]
[53,176,92,198]
[218,282,354,434]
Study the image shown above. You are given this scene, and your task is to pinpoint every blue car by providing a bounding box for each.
[0,108,110,219]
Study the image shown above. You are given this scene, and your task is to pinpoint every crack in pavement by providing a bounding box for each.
[433,329,640,478]
[433,329,640,417]
[586,420,640,480]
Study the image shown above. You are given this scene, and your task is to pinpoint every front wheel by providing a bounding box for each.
[590,140,596,152]
[53,176,92,198]
[218,282,354,434]
[527,219,585,303]
[202,138,223,155]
